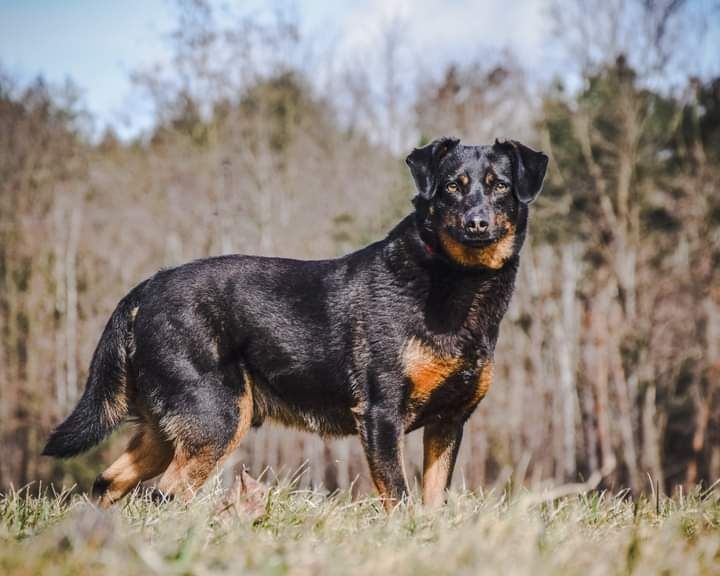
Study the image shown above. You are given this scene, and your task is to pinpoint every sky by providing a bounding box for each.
[0,0,552,137]
[0,0,717,139]
[0,0,175,136]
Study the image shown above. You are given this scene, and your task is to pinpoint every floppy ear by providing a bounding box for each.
[495,139,549,204]
[405,137,460,200]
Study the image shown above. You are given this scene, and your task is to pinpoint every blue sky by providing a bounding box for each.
[1,0,717,138]
[0,0,175,135]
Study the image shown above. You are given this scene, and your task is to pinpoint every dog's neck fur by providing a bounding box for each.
[382,214,521,353]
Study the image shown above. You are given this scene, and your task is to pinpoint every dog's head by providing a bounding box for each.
[406,137,548,269]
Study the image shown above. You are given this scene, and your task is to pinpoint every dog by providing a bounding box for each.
[43,137,548,510]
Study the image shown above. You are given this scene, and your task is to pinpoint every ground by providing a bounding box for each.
[1,478,719,575]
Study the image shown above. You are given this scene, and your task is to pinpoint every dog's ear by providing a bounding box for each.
[406,137,460,200]
[495,139,548,204]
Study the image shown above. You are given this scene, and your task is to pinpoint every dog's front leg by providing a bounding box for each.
[422,419,464,508]
[356,406,409,511]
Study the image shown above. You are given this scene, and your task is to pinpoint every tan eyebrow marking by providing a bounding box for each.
[458,173,469,186]
[484,171,495,186]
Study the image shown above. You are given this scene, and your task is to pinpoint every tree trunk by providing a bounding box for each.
[65,205,82,403]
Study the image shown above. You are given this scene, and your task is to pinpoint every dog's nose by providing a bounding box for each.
[465,215,489,234]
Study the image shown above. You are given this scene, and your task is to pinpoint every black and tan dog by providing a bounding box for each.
[43,137,548,509]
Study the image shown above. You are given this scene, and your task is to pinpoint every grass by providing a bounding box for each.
[1,478,719,576]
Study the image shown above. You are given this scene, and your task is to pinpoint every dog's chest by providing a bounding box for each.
[400,337,493,424]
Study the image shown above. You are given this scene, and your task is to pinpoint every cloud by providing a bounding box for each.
[334,0,550,72]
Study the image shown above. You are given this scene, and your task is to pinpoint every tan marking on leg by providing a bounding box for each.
[368,443,408,512]
[225,375,254,455]
[371,475,392,510]
[469,360,494,408]
[96,425,173,508]
[403,337,460,401]
[423,439,451,508]
[156,446,217,500]
[438,224,516,269]
[422,424,461,508]
[158,378,254,501]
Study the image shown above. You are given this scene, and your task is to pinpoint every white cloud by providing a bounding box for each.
[333,0,550,72]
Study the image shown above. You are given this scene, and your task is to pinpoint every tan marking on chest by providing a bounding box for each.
[469,361,494,407]
[438,224,516,269]
[403,338,460,401]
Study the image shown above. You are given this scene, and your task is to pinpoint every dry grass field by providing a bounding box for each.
[2,478,719,575]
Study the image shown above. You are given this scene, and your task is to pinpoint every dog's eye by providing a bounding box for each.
[494,182,509,193]
[446,182,459,193]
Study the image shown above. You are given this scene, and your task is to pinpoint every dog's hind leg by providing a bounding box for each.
[92,423,174,508]
[156,375,254,501]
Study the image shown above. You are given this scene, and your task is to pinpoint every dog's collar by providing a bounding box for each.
[422,240,435,256]
[415,215,442,260]
[417,228,438,258]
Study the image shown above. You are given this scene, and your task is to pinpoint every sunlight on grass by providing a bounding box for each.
[1,479,719,575]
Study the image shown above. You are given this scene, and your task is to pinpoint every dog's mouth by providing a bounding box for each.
[453,229,504,248]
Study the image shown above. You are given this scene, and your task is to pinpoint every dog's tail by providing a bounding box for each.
[42,284,145,458]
